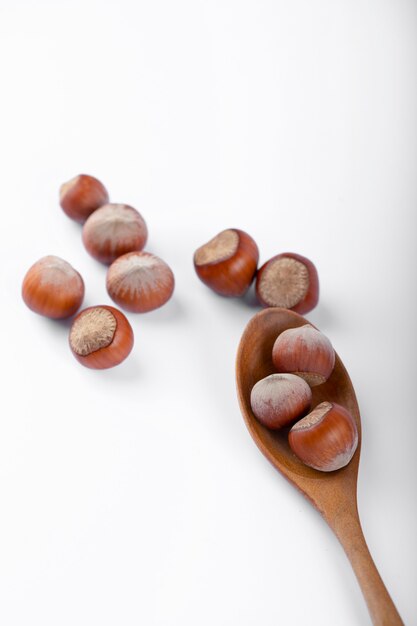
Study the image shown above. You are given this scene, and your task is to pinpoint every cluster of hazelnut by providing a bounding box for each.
[21,174,175,368]
[22,187,358,470]
[193,229,358,473]
[193,228,318,314]
[250,324,359,472]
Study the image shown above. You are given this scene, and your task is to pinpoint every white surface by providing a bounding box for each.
[0,1,416,624]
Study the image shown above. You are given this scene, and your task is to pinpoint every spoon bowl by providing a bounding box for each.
[236,307,403,626]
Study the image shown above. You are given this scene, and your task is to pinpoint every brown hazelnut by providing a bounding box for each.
[106,251,175,313]
[22,255,84,319]
[288,401,358,471]
[59,174,109,223]
[272,324,335,386]
[255,252,319,314]
[82,203,148,264]
[69,305,134,369]
[193,228,259,296]
[250,373,312,429]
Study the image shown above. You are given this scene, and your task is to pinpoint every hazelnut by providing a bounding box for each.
[22,255,84,319]
[250,373,312,429]
[59,174,109,223]
[272,324,335,386]
[106,251,175,313]
[69,305,134,369]
[82,203,148,264]
[193,228,259,296]
[255,252,319,314]
[288,401,358,472]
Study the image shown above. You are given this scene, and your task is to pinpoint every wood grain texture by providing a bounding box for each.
[236,308,403,626]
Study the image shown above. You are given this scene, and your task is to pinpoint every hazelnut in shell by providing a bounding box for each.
[106,251,175,313]
[193,228,259,297]
[272,324,335,386]
[82,203,148,264]
[22,255,84,319]
[69,305,134,369]
[59,174,109,223]
[250,373,312,429]
[288,401,358,472]
[256,252,319,314]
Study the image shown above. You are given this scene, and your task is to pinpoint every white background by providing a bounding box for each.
[0,1,416,624]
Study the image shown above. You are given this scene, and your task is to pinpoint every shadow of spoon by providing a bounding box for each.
[236,307,403,626]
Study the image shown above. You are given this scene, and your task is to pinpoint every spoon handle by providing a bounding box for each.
[329,509,403,626]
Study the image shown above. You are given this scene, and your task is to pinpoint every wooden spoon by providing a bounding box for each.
[236,307,403,626]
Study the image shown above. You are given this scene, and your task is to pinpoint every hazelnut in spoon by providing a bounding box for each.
[236,307,403,626]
